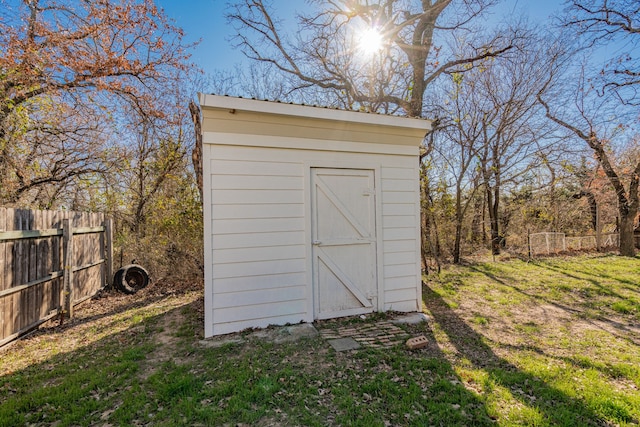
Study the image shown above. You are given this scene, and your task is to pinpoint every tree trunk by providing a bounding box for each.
[487,186,501,255]
[188,100,203,201]
[453,221,463,264]
[470,176,484,243]
[453,183,463,264]
[619,207,636,257]
[421,172,441,274]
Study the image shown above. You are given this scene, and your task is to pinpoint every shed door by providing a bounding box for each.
[311,168,377,319]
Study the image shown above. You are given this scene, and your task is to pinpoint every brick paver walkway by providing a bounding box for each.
[318,321,410,349]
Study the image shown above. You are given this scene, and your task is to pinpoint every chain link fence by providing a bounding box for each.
[528,232,620,256]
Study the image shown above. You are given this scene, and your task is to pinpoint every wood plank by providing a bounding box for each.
[212,312,309,336]
[63,219,74,319]
[0,208,5,340]
[212,258,306,280]
[44,210,55,316]
[210,159,303,177]
[34,210,42,318]
[211,144,412,167]
[384,263,417,279]
[16,209,28,333]
[3,209,15,340]
[212,244,306,264]
[84,213,91,299]
[0,208,5,291]
[28,210,38,328]
[36,210,44,318]
[73,212,82,301]
[383,299,416,312]
[105,219,113,288]
[71,226,104,235]
[384,251,416,266]
[0,272,64,298]
[383,227,418,241]
[383,239,416,253]
[0,229,63,241]
[212,299,307,324]
[211,174,304,190]
[384,275,418,291]
[384,288,418,305]
[81,212,89,299]
[382,203,415,216]
[211,189,303,205]
[382,215,416,228]
[39,210,48,318]
[212,217,305,235]
[212,285,306,309]
[212,231,305,250]
[72,259,106,272]
[211,203,304,220]
[213,272,306,294]
[204,131,418,156]
[381,167,417,180]
[51,211,64,312]
[381,178,416,191]
[383,191,417,204]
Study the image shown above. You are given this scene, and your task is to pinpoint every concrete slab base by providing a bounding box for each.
[391,312,430,325]
[199,323,318,348]
[198,337,244,348]
[328,337,361,352]
[253,323,318,343]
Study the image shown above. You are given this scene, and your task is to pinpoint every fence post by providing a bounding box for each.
[545,233,550,255]
[62,219,74,320]
[104,219,113,288]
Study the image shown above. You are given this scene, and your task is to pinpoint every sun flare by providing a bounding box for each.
[358,27,384,55]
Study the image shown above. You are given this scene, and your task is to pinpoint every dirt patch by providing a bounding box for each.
[0,280,202,375]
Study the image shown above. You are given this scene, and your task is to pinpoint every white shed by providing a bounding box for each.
[199,94,431,337]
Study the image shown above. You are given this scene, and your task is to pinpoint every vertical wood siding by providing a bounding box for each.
[0,208,109,347]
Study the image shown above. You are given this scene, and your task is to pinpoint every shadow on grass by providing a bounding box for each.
[0,292,205,427]
[467,263,584,314]
[422,282,612,426]
[0,296,493,426]
[0,313,159,426]
[468,262,640,343]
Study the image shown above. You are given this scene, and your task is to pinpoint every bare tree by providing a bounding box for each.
[538,87,640,256]
[537,0,640,256]
[426,72,484,262]
[429,31,559,258]
[562,0,639,104]
[0,0,194,205]
[228,0,515,117]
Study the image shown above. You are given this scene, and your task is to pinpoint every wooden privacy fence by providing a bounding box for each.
[0,208,113,347]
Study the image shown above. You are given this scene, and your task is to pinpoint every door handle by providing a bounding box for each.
[312,240,321,245]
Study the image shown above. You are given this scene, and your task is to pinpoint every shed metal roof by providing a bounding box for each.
[198,94,432,132]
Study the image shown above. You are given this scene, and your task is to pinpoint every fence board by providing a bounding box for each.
[0,208,5,341]
[0,208,111,347]
[3,209,14,341]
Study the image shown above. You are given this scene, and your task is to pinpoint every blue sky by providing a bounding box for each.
[154,0,567,75]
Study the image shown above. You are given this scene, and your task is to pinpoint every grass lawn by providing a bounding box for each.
[0,253,639,426]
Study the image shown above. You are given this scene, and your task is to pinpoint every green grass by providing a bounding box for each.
[1,254,639,426]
